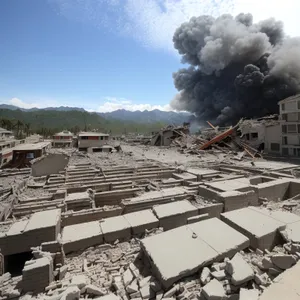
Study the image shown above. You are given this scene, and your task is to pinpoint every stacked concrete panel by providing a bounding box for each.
[221,207,288,250]
[100,215,131,243]
[0,209,61,256]
[141,218,249,289]
[124,209,159,235]
[22,257,53,293]
[122,187,193,213]
[153,200,198,230]
[62,221,103,254]
[65,191,93,211]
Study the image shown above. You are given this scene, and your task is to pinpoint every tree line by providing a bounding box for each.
[0,109,164,137]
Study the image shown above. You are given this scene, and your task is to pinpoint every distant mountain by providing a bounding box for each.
[98,109,194,124]
[0,105,193,125]
[0,104,85,112]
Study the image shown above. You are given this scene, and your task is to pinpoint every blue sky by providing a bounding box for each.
[1,0,299,112]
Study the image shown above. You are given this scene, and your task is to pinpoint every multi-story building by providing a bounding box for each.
[0,128,13,139]
[52,131,74,148]
[279,94,300,157]
[78,132,109,151]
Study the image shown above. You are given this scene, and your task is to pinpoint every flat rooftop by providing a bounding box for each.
[78,132,109,137]
[13,142,51,151]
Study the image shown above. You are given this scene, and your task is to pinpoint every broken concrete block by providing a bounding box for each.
[187,214,210,224]
[271,254,297,270]
[226,253,254,286]
[86,284,107,296]
[139,276,152,288]
[97,294,122,300]
[254,273,269,287]
[239,288,259,300]
[268,267,282,277]
[71,275,87,289]
[261,257,274,270]
[59,265,68,280]
[211,270,226,281]
[200,267,211,285]
[140,283,154,299]
[127,280,139,294]
[202,279,226,300]
[60,286,80,300]
[123,269,134,287]
[163,285,178,297]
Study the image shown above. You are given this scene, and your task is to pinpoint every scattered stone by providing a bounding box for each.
[71,274,87,289]
[271,254,296,270]
[261,257,274,270]
[202,279,226,300]
[86,284,107,296]
[226,253,254,286]
[211,270,226,281]
[123,269,134,286]
[164,285,178,298]
[126,280,139,294]
[59,265,68,280]
[239,288,259,300]
[200,267,211,285]
[60,286,80,300]
[254,273,270,287]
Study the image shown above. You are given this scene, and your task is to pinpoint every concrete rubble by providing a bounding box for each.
[1,142,300,299]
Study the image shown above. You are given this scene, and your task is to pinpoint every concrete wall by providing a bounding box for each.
[78,137,108,149]
[31,154,69,177]
[264,124,281,154]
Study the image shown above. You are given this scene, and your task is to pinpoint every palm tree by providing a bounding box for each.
[24,123,31,137]
[13,120,24,138]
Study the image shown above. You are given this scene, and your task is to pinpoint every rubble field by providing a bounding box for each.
[1,143,300,300]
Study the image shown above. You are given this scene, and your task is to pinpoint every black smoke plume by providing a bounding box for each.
[171,13,300,125]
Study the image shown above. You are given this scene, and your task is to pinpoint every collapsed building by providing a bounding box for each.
[1,140,300,300]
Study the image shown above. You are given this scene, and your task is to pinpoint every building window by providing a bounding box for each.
[251,132,258,139]
[100,136,103,140]
[282,148,289,156]
[287,124,297,133]
[298,101,300,109]
[81,136,88,140]
[270,143,280,152]
[281,103,285,111]
[245,133,250,140]
[282,125,287,133]
[282,136,288,145]
[282,114,287,121]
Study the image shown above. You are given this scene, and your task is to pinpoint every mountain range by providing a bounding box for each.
[0,104,194,125]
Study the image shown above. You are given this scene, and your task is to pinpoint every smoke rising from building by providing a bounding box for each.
[171,13,300,125]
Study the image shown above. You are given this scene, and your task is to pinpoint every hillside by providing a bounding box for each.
[0,104,193,125]
[0,109,165,135]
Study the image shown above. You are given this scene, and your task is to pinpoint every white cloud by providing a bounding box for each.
[95,97,172,113]
[3,97,68,109]
[51,0,300,52]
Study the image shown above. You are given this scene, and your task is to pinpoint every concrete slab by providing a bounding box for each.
[62,221,103,254]
[250,207,300,224]
[281,221,300,243]
[153,200,198,230]
[173,172,197,182]
[141,218,249,289]
[259,261,300,300]
[124,210,159,235]
[6,220,28,236]
[24,209,61,232]
[100,215,131,243]
[221,207,286,250]
[206,178,252,192]
[188,218,250,260]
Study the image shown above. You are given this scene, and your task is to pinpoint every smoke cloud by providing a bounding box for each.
[171,13,300,125]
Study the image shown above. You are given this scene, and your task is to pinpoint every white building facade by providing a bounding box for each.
[279,94,300,157]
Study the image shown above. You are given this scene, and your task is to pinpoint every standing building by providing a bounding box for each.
[279,94,300,157]
[52,131,74,148]
[78,132,109,151]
